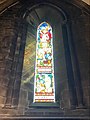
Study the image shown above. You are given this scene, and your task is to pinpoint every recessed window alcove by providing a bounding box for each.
[18,3,81,110]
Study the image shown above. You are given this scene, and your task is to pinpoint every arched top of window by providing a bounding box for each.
[37,22,52,42]
[37,22,52,30]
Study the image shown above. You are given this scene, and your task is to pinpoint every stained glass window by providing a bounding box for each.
[33,22,55,103]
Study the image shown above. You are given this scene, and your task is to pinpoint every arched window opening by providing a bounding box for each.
[33,22,55,103]
[20,3,80,109]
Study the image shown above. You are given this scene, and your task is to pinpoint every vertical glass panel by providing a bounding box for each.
[33,22,55,103]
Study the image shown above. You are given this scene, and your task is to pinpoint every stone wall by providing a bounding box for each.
[0,18,17,107]
[0,6,28,110]
[71,13,90,108]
